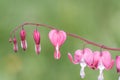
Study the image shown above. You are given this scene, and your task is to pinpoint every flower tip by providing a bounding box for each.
[23,49,26,51]
[21,40,27,51]
[54,50,61,60]
[68,53,79,64]
[35,44,41,55]
[36,52,40,55]
[9,38,13,43]
[13,37,18,52]
[68,53,73,62]
[118,76,120,80]
[109,59,114,69]
[116,56,120,73]
[80,73,85,79]
[14,50,18,53]
[22,46,27,51]
[13,45,18,53]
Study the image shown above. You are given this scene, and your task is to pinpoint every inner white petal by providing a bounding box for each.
[21,40,27,49]
[56,44,59,51]
[35,44,41,53]
[21,41,23,48]
[56,44,59,59]
[98,72,104,80]
[118,76,120,80]
[80,59,86,78]
[98,62,105,80]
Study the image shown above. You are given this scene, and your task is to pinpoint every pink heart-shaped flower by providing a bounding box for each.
[49,29,67,59]
[49,29,66,47]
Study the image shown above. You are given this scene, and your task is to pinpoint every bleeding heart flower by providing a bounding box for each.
[49,29,67,59]
[116,56,120,80]
[13,37,18,52]
[68,48,93,78]
[93,51,114,80]
[33,29,41,54]
[20,29,27,51]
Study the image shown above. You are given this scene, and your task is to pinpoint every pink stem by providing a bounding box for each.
[9,22,120,51]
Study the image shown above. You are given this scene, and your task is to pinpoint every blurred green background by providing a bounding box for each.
[0,0,120,80]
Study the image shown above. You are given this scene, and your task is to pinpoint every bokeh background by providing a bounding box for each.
[1,0,120,80]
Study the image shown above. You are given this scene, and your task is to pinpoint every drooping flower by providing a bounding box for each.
[88,51,100,69]
[49,29,67,59]
[33,29,41,54]
[13,37,18,52]
[68,48,93,78]
[93,51,114,80]
[116,56,120,80]
[20,28,27,51]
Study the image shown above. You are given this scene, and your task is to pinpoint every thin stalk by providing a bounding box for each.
[9,22,120,51]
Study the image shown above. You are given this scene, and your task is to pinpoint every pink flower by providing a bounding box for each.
[13,37,18,52]
[33,29,41,54]
[88,52,100,69]
[68,48,93,78]
[93,51,114,80]
[49,29,67,59]
[20,29,27,51]
[116,56,120,80]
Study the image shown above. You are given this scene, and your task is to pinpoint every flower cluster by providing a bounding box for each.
[10,22,120,80]
[12,28,67,59]
[68,48,120,80]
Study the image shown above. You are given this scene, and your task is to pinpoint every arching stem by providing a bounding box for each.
[9,22,120,51]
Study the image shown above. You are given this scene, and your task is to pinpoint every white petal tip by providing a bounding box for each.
[21,40,27,50]
[80,74,85,79]
[118,76,120,80]
[35,44,41,55]
[98,73,104,80]
[80,67,85,79]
